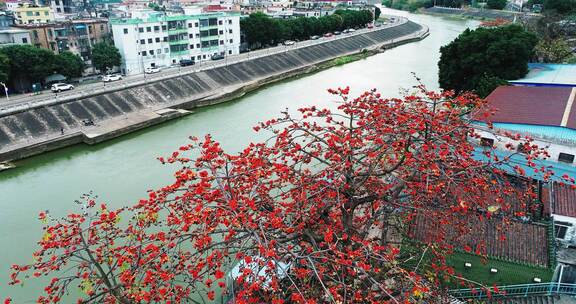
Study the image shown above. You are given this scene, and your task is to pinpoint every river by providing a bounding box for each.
[0,10,478,302]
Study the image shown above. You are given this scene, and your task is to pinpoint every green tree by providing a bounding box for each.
[474,73,508,98]
[0,52,9,84]
[91,42,121,73]
[375,6,381,20]
[487,0,507,9]
[55,51,84,78]
[438,24,538,95]
[543,0,576,14]
[0,45,57,87]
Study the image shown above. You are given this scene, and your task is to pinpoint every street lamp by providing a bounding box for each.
[0,82,9,101]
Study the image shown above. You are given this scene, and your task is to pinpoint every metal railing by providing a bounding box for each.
[449,282,576,300]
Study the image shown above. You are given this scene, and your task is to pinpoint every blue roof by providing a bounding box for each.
[492,122,576,143]
[509,63,576,87]
[473,148,576,181]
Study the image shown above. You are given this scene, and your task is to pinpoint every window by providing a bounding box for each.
[228,50,232,55]
[146,26,151,32]
[220,40,224,45]
[228,20,232,24]
[228,29,232,34]
[148,38,152,43]
[139,27,144,33]
[157,49,161,54]
[202,54,206,59]
[190,44,194,49]
[88,26,92,34]
[56,7,61,12]
[162,25,167,31]
[219,30,223,35]
[559,153,575,164]
[208,18,217,26]
[26,12,33,16]
[165,47,169,53]
[22,37,27,43]
[195,33,200,38]
[155,37,160,42]
[140,39,145,44]
[229,39,233,43]
[123,28,128,34]
[141,51,147,56]
[480,137,494,147]
[517,143,529,154]
[189,33,193,38]
[163,37,168,42]
[196,43,200,48]
[195,22,199,27]
[218,20,223,25]
[188,23,192,28]
[555,222,572,239]
[101,24,104,31]
[154,25,160,31]
[149,50,154,55]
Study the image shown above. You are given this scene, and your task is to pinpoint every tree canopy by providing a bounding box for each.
[241,10,373,48]
[486,0,507,10]
[6,86,554,303]
[0,52,9,84]
[0,45,86,89]
[438,24,538,96]
[91,42,122,73]
[55,51,85,79]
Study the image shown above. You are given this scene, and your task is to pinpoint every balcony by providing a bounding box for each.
[167,28,187,34]
[201,46,219,51]
[170,50,189,56]
[168,39,188,45]
[200,35,219,42]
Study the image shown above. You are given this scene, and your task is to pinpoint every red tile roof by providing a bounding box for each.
[474,86,575,128]
[552,182,576,217]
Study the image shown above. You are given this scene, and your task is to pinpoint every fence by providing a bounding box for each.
[449,282,576,300]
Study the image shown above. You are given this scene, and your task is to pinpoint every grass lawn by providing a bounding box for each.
[446,252,554,288]
[400,244,554,288]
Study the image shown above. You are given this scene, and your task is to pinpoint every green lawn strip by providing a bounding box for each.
[447,252,553,288]
[399,244,553,288]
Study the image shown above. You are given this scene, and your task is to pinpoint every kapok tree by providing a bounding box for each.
[8,86,556,303]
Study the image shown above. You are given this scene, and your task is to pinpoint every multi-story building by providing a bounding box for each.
[111,10,241,75]
[0,27,31,46]
[13,4,55,24]
[14,19,109,69]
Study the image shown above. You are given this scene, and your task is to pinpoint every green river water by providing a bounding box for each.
[0,10,479,302]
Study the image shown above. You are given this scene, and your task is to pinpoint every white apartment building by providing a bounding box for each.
[111,10,241,75]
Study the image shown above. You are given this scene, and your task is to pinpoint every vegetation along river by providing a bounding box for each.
[0,9,479,302]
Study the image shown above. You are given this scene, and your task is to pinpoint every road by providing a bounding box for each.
[0,16,406,114]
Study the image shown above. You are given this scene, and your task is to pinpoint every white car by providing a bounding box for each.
[51,83,74,93]
[102,74,122,82]
[145,67,160,74]
[283,40,295,46]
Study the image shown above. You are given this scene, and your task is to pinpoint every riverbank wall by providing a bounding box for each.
[420,6,541,21]
[0,20,428,164]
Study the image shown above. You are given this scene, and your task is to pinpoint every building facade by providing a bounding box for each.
[111,11,241,75]
[0,28,31,46]
[13,4,55,24]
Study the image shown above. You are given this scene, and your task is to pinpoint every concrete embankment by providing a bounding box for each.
[421,6,540,21]
[0,20,427,164]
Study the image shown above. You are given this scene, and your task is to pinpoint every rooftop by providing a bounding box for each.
[474,86,576,129]
[551,182,576,218]
[510,63,576,87]
[110,11,240,25]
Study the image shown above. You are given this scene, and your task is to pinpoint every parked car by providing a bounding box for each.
[348,28,356,33]
[179,59,195,67]
[102,74,122,82]
[367,24,374,29]
[51,83,74,93]
[323,32,333,37]
[145,67,161,74]
[283,40,295,46]
[375,23,382,27]
[334,31,342,35]
[310,35,320,40]
[211,54,225,61]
